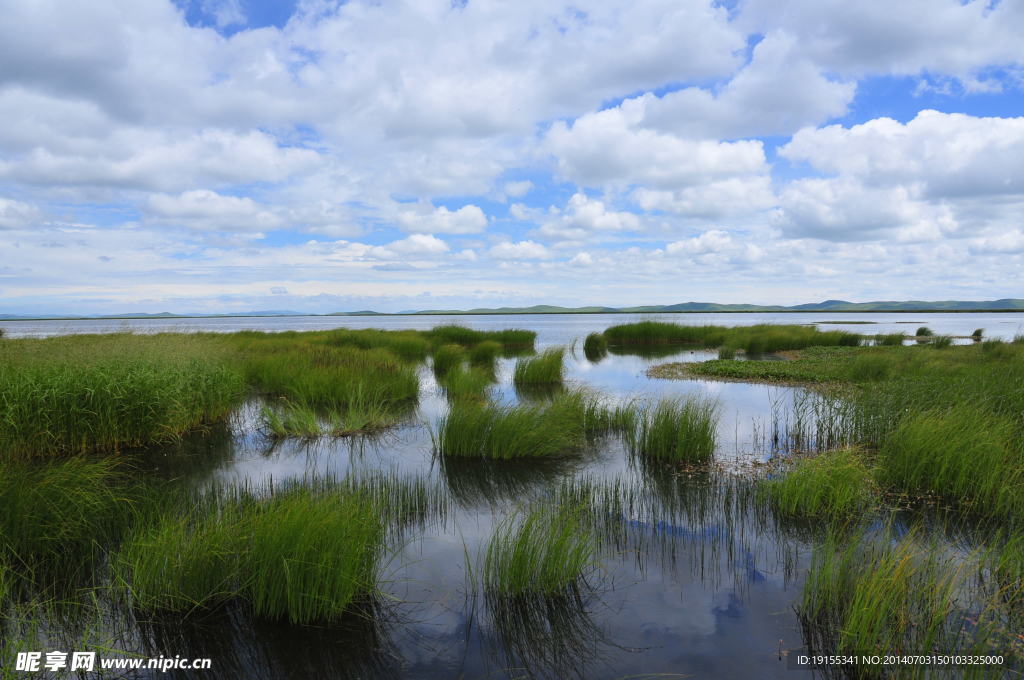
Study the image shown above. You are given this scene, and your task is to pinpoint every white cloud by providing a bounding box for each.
[147,190,283,232]
[539,193,641,240]
[0,198,42,230]
[369,234,450,259]
[489,240,551,260]
[395,204,488,234]
[546,110,767,189]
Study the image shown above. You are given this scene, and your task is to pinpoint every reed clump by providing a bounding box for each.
[468,340,502,370]
[436,390,627,459]
[0,334,245,458]
[116,481,409,624]
[483,504,596,595]
[629,397,718,464]
[798,532,977,661]
[875,332,905,346]
[323,328,430,362]
[602,321,863,353]
[432,343,466,378]
[424,325,536,350]
[582,333,607,362]
[440,364,494,402]
[879,406,1022,516]
[513,347,565,386]
[761,449,876,521]
[0,457,131,577]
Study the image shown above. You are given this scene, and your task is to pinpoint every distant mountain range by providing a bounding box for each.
[2,299,1023,321]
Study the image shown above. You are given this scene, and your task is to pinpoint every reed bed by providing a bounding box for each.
[483,504,596,595]
[582,333,607,362]
[423,325,536,350]
[761,449,876,521]
[875,332,905,346]
[117,474,442,623]
[322,328,430,362]
[240,340,419,410]
[440,364,494,402]
[513,347,565,386]
[260,392,403,438]
[435,390,630,459]
[431,343,466,378]
[629,397,718,464]
[798,531,990,666]
[0,456,135,583]
[602,321,862,353]
[0,334,245,458]
[468,340,502,369]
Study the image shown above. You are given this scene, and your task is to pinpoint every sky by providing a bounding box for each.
[1,0,1023,315]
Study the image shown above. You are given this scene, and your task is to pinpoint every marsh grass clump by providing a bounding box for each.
[483,505,596,596]
[879,406,1022,517]
[244,488,383,624]
[847,353,893,381]
[0,457,132,581]
[436,401,581,459]
[629,398,718,464]
[761,449,876,522]
[513,347,565,386]
[798,532,976,661]
[915,326,934,337]
[240,340,419,410]
[440,365,494,402]
[0,334,245,458]
[432,343,466,378]
[582,333,607,362]
[972,328,984,342]
[717,344,738,360]
[875,332,905,346]
[931,335,953,348]
[468,340,502,370]
[116,478,426,624]
[260,390,402,438]
[425,325,536,350]
[323,329,430,362]
[602,321,865,354]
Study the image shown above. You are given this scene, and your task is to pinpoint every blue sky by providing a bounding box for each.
[1,0,1023,314]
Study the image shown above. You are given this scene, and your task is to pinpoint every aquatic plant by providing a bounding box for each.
[879,406,1022,517]
[483,504,596,595]
[761,449,876,522]
[972,328,984,341]
[513,347,565,386]
[436,400,583,459]
[931,335,953,348]
[431,343,465,378]
[582,333,607,362]
[717,344,737,360]
[424,325,536,349]
[875,333,905,346]
[322,328,431,362]
[440,364,493,402]
[0,334,245,458]
[0,456,131,579]
[602,321,865,353]
[915,326,934,337]
[468,340,502,369]
[629,397,718,464]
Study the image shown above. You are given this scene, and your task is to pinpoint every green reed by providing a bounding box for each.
[513,347,565,386]
[629,397,718,464]
[582,333,607,362]
[761,449,876,521]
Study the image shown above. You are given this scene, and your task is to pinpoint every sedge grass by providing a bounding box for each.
[875,332,905,346]
[761,449,876,522]
[513,347,565,386]
[602,321,863,353]
[432,343,466,378]
[483,504,596,595]
[582,333,607,362]
[440,364,493,402]
[468,340,502,369]
[424,325,536,350]
[629,397,718,464]
[0,334,245,458]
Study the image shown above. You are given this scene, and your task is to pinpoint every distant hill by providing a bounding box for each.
[3,299,1022,321]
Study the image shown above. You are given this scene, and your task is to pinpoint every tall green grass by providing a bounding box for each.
[875,332,905,346]
[582,333,607,362]
[115,476,438,623]
[602,321,861,353]
[468,340,502,369]
[483,505,595,595]
[513,347,565,386]
[0,457,132,580]
[436,390,628,459]
[629,398,718,464]
[799,532,979,661]
[761,449,876,521]
[424,325,536,350]
[0,335,245,457]
[431,343,466,378]
[440,365,493,402]
[322,328,430,362]
[879,406,1022,516]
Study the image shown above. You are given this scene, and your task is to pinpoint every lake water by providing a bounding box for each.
[7,314,1011,678]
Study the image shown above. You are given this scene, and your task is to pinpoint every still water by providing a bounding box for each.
[9,314,1008,678]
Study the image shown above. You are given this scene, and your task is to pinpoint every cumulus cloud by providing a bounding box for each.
[489,240,551,260]
[147,190,283,232]
[0,198,42,230]
[539,193,641,240]
[395,204,488,234]
[369,234,450,259]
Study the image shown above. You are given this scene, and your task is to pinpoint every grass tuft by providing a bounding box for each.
[513,347,565,387]
[629,397,718,464]
[582,333,607,362]
[761,449,876,521]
